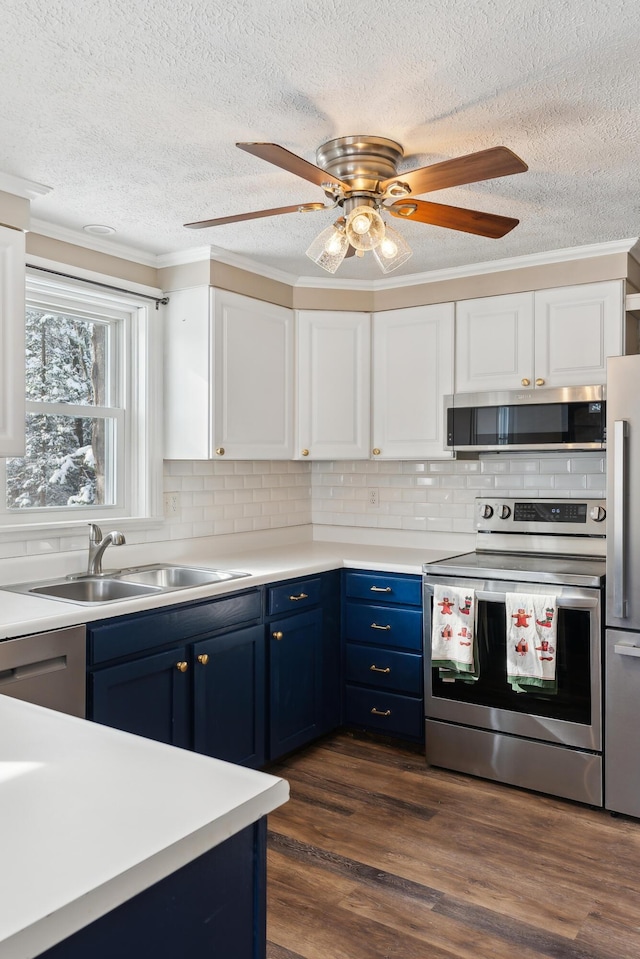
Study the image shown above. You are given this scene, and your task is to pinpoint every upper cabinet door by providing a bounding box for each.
[534,281,624,388]
[372,304,454,460]
[455,292,535,392]
[213,290,294,459]
[164,287,294,459]
[0,227,25,457]
[296,311,370,460]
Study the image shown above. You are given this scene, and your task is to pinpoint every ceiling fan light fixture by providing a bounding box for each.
[372,222,413,273]
[305,221,349,273]
[345,205,385,251]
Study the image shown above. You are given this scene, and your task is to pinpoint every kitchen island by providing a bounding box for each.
[0,696,288,959]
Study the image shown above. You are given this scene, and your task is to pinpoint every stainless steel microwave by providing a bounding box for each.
[444,384,606,452]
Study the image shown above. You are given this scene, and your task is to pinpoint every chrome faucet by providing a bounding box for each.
[87,523,126,575]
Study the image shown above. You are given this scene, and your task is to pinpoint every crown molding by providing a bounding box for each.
[29,218,159,267]
[364,236,640,291]
[23,220,640,294]
[155,246,212,268]
[0,172,52,200]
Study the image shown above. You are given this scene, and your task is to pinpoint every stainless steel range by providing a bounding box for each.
[423,497,606,806]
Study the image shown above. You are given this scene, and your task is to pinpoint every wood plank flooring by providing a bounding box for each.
[265,732,640,959]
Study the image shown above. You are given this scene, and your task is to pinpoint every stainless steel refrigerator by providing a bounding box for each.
[605,353,640,815]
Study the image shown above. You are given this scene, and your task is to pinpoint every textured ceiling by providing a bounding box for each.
[1,0,639,280]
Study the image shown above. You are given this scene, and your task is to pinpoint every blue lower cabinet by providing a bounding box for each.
[91,646,191,748]
[38,820,267,959]
[193,625,265,768]
[269,608,323,760]
[342,569,424,743]
[344,685,424,740]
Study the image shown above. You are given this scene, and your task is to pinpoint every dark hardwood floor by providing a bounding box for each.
[265,732,640,959]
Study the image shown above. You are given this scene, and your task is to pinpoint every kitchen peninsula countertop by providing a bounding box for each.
[0,696,288,959]
[0,539,458,640]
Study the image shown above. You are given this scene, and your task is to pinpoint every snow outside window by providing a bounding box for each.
[0,272,161,530]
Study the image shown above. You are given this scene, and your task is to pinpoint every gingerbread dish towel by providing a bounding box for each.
[505,592,558,693]
[431,584,478,682]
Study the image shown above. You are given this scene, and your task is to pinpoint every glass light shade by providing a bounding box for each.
[305,223,349,273]
[372,223,413,273]
[345,205,385,251]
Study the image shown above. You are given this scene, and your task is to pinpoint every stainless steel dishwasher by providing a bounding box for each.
[0,625,86,717]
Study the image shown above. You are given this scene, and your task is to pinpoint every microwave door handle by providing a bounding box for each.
[613,419,628,619]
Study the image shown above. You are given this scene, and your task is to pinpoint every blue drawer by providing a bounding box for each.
[344,601,423,651]
[345,643,422,695]
[344,570,422,607]
[267,577,321,616]
[344,684,424,740]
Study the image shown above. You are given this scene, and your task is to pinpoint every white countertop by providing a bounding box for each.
[0,540,455,640]
[0,696,288,959]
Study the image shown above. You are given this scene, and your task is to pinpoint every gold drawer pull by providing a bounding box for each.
[371,623,391,631]
[370,586,392,593]
[289,592,308,601]
[370,665,391,674]
[272,631,284,641]
[371,708,391,717]
[197,654,209,665]
[176,661,188,672]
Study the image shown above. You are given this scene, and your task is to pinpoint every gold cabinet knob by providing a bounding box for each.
[521,378,531,387]
[197,654,209,665]
[301,449,309,456]
[272,631,284,641]
[372,448,381,456]
[215,447,225,455]
[176,661,188,672]
[535,378,545,387]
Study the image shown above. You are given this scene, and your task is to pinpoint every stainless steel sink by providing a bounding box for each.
[115,565,250,588]
[28,577,163,604]
[4,564,250,605]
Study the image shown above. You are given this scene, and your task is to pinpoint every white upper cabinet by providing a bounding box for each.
[455,281,624,392]
[164,288,294,460]
[296,311,370,460]
[455,292,534,392]
[0,226,25,457]
[533,281,624,388]
[372,304,454,460]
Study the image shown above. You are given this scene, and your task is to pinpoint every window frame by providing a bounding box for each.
[0,268,163,533]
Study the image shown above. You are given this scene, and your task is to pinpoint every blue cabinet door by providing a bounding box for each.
[90,647,191,748]
[193,625,265,769]
[269,608,323,760]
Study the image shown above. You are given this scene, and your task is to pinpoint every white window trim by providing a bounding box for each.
[0,267,164,536]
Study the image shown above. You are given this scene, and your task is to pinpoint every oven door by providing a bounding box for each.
[423,575,602,751]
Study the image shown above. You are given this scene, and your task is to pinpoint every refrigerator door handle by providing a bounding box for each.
[613,419,629,619]
[614,642,640,658]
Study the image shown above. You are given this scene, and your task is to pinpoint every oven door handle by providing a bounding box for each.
[473,590,599,609]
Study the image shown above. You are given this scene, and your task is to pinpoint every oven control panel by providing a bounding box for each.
[476,498,606,536]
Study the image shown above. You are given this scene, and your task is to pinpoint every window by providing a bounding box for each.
[0,271,161,529]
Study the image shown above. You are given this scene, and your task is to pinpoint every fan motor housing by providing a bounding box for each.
[316,136,404,191]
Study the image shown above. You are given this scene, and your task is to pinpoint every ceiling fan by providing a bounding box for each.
[184,136,528,274]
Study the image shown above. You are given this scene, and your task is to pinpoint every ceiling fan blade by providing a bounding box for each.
[388,198,520,238]
[381,146,528,197]
[345,245,356,258]
[237,142,350,191]
[184,202,326,229]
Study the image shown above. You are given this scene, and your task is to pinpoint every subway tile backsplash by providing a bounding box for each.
[310,451,606,534]
[0,452,606,559]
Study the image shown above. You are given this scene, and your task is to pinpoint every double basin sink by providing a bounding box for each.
[8,564,251,605]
